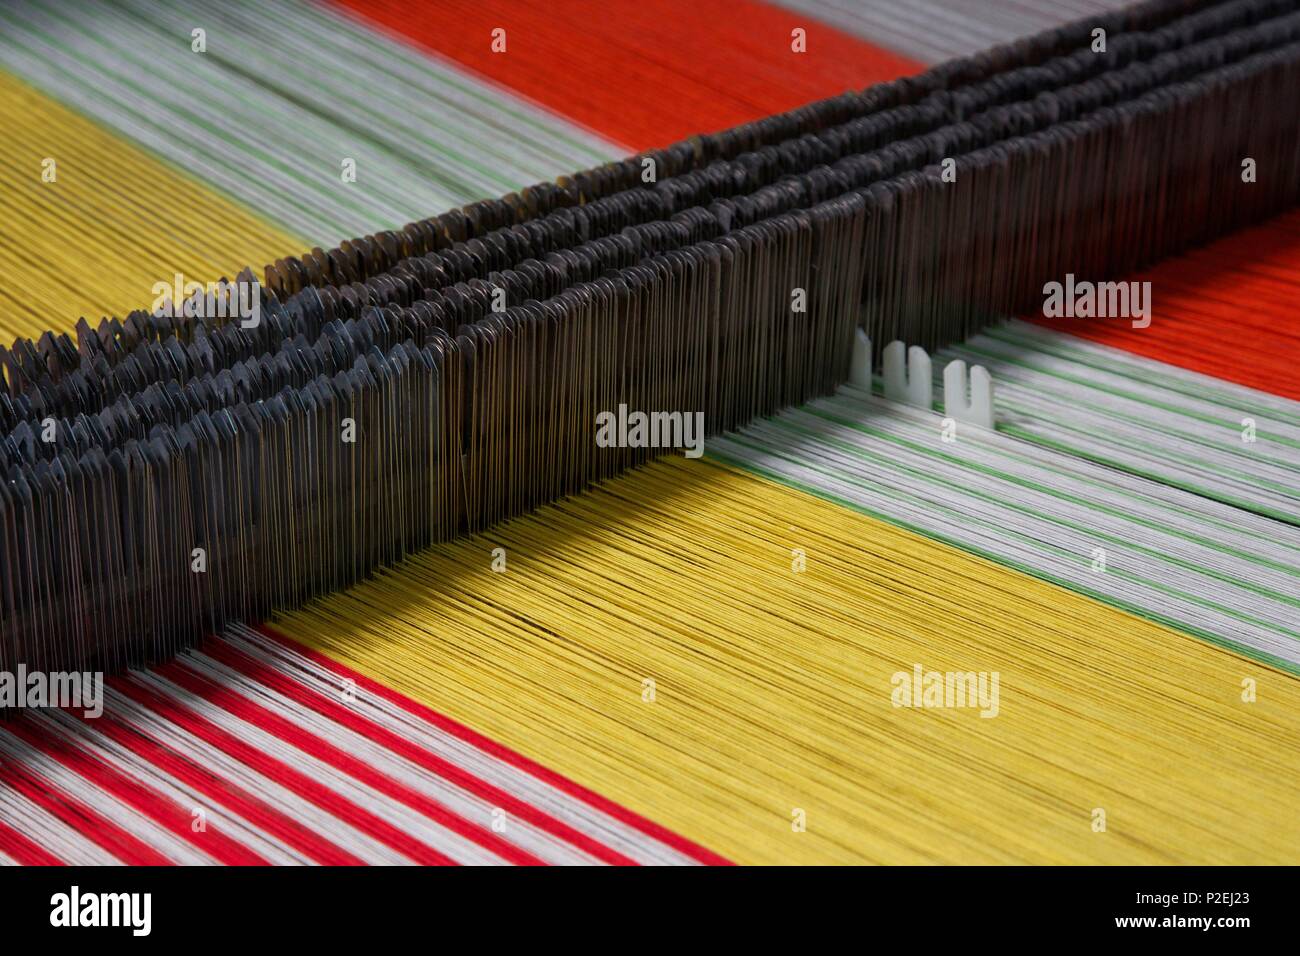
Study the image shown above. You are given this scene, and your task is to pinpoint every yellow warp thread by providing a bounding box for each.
[0,71,302,341]
[4,43,1291,867]
[276,455,1300,864]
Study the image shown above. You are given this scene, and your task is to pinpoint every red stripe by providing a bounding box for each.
[1032,209,1300,400]
[71,709,363,866]
[0,815,63,866]
[202,639,633,865]
[109,674,458,865]
[6,718,269,866]
[331,0,921,150]
[160,658,545,866]
[0,752,172,865]
[257,625,733,865]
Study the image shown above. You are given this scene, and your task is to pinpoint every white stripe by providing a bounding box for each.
[128,672,508,865]
[712,385,1300,668]
[0,0,621,245]
[31,708,306,865]
[773,0,1132,63]
[228,625,704,865]
[0,730,214,864]
[935,321,1300,522]
[104,684,415,864]
[0,732,122,865]
[181,650,602,865]
[0,793,119,865]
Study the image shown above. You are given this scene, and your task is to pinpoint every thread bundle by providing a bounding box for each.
[0,71,301,343]
[1033,207,1300,397]
[711,383,1300,671]
[4,0,1300,679]
[775,0,1138,64]
[0,0,621,245]
[0,622,724,865]
[937,320,1300,523]
[328,0,923,149]
[275,455,1300,865]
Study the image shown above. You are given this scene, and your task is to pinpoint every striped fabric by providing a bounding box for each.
[773,0,1132,63]
[0,625,723,865]
[711,383,1300,672]
[0,0,620,245]
[936,321,1300,524]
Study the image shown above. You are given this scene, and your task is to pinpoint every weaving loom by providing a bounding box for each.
[0,0,1298,877]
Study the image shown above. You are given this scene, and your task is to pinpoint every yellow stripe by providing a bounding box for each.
[277,456,1300,864]
[0,71,303,341]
